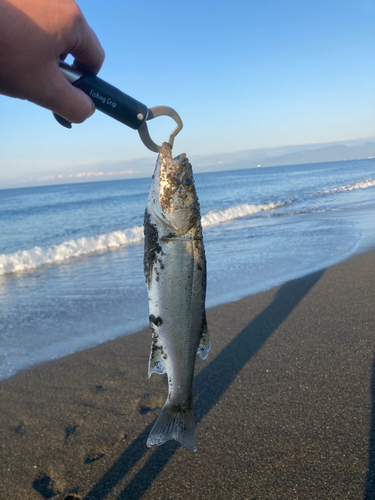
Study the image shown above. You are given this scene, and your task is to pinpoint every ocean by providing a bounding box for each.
[1,158,375,380]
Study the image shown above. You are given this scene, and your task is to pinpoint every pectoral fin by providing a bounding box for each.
[160,234,193,242]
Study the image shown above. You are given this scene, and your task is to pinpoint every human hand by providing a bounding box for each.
[0,0,105,123]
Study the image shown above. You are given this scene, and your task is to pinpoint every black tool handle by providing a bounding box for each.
[54,62,148,130]
[73,74,148,130]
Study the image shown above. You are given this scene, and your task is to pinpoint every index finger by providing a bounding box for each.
[68,13,105,75]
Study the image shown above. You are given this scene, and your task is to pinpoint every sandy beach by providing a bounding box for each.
[1,250,375,499]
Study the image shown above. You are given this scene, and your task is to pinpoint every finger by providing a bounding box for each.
[36,66,96,124]
[70,24,105,76]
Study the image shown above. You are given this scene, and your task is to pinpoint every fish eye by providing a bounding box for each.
[185,178,193,186]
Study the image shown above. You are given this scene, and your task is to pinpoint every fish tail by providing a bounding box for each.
[147,401,197,452]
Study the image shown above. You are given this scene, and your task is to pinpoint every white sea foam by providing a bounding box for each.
[201,201,287,228]
[4,178,372,276]
[1,177,371,276]
[0,201,286,275]
[324,178,375,194]
[0,226,144,275]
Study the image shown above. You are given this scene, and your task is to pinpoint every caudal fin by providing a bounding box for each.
[147,402,197,452]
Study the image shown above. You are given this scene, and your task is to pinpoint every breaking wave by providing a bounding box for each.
[323,178,375,194]
[0,201,285,275]
[0,227,144,275]
[2,177,374,276]
[201,201,288,228]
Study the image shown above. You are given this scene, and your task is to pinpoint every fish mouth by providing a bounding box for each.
[159,143,188,177]
[159,142,173,161]
[173,153,187,163]
[155,143,189,181]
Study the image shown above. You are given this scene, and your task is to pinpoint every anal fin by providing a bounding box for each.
[148,343,167,377]
[196,314,210,360]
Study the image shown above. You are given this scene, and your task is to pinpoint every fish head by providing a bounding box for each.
[149,143,199,236]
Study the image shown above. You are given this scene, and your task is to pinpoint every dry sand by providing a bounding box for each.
[1,250,375,500]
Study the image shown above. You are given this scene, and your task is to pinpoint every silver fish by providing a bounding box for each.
[143,143,210,452]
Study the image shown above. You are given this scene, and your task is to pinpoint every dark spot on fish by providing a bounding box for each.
[151,341,165,358]
[150,324,158,342]
[197,263,202,271]
[149,314,163,326]
[185,177,193,186]
[143,209,162,285]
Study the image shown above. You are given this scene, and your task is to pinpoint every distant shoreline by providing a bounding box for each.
[2,144,374,190]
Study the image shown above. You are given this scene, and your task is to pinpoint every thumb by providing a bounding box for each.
[39,66,96,124]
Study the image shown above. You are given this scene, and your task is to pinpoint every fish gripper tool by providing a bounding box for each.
[54,60,183,153]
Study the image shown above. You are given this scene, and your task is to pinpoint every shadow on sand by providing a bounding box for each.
[364,356,375,500]
[83,269,324,500]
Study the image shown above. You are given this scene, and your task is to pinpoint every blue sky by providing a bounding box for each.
[1,0,374,188]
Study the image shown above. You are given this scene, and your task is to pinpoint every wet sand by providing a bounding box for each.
[1,250,375,500]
